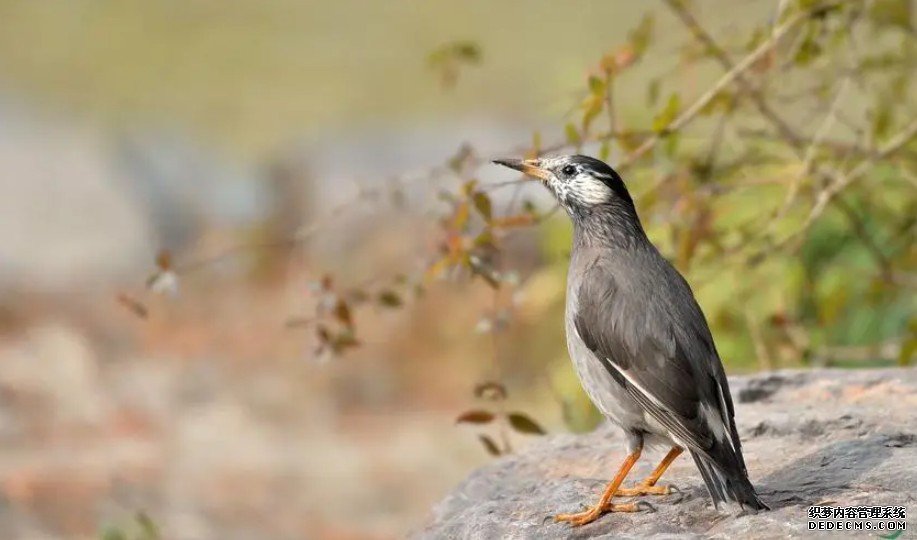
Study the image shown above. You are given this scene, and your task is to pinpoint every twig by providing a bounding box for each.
[796,117,917,237]
[615,1,836,173]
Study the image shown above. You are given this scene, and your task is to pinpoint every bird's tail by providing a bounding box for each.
[690,450,769,513]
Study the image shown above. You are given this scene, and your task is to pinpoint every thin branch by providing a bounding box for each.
[613,1,839,174]
[798,117,917,234]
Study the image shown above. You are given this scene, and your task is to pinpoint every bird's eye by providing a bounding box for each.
[561,165,577,176]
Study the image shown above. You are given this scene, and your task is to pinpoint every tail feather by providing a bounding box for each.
[690,450,769,513]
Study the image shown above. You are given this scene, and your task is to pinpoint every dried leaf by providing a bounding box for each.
[507,412,546,435]
[321,274,334,291]
[478,434,502,456]
[491,213,536,228]
[116,293,148,319]
[155,250,172,271]
[377,290,403,308]
[334,299,353,327]
[455,409,495,424]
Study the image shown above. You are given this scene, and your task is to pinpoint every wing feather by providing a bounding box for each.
[574,257,740,463]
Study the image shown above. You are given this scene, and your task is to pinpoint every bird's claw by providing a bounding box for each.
[554,501,646,526]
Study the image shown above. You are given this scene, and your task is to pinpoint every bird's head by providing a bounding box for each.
[493,154,634,214]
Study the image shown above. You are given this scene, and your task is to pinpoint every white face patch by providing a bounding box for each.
[541,158,613,208]
[567,173,613,205]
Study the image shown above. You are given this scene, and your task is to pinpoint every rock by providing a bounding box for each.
[417,368,917,539]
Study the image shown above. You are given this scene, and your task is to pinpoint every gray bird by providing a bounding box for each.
[494,155,768,526]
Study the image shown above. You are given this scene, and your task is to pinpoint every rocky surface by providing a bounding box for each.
[418,368,917,539]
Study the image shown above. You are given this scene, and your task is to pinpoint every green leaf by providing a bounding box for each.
[628,13,655,57]
[507,412,546,435]
[647,77,660,106]
[652,92,681,133]
[581,94,604,133]
[565,122,582,147]
[100,527,128,540]
[136,512,160,540]
[472,192,492,221]
[599,140,611,161]
[871,101,892,140]
[869,0,913,32]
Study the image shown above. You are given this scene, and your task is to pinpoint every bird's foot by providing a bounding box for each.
[554,501,645,526]
[616,482,677,497]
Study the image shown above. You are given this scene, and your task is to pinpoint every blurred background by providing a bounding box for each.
[0,1,915,538]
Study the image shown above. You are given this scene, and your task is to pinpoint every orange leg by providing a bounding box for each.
[616,446,683,497]
[554,448,645,526]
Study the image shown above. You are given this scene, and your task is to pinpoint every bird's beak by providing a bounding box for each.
[492,158,550,182]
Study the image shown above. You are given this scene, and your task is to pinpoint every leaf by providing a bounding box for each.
[652,92,681,134]
[155,250,172,271]
[869,0,913,32]
[871,101,892,140]
[333,299,353,326]
[507,412,546,435]
[599,140,611,162]
[116,293,148,319]
[100,527,128,540]
[699,90,734,116]
[492,213,536,228]
[581,94,604,133]
[472,192,492,221]
[618,131,645,153]
[627,13,655,58]
[564,122,581,147]
[473,381,508,400]
[473,229,496,249]
[453,200,470,231]
[478,434,502,456]
[647,77,660,105]
[136,512,160,540]
[377,290,403,308]
[331,329,360,353]
[455,409,495,424]
[321,274,334,291]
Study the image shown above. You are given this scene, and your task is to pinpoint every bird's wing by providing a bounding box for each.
[574,258,744,467]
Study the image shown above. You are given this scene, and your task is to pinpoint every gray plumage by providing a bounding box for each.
[495,155,767,512]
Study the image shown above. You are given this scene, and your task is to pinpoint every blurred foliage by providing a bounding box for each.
[98,0,917,440]
[99,512,160,540]
[427,0,917,435]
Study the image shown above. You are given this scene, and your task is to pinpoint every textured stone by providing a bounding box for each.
[418,369,917,539]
